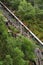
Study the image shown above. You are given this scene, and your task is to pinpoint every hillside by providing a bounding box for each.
[0,0,43,65]
[1,0,43,42]
[0,10,37,65]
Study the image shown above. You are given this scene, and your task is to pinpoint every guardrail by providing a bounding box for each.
[0,1,43,46]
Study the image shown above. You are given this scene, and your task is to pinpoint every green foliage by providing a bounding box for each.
[0,61,3,65]
[34,0,43,5]
[4,55,13,65]
[0,13,8,59]
[13,47,25,65]
[20,36,36,60]
[10,0,22,10]
[18,0,35,20]
[0,12,36,65]
[1,0,43,64]
[1,0,22,10]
